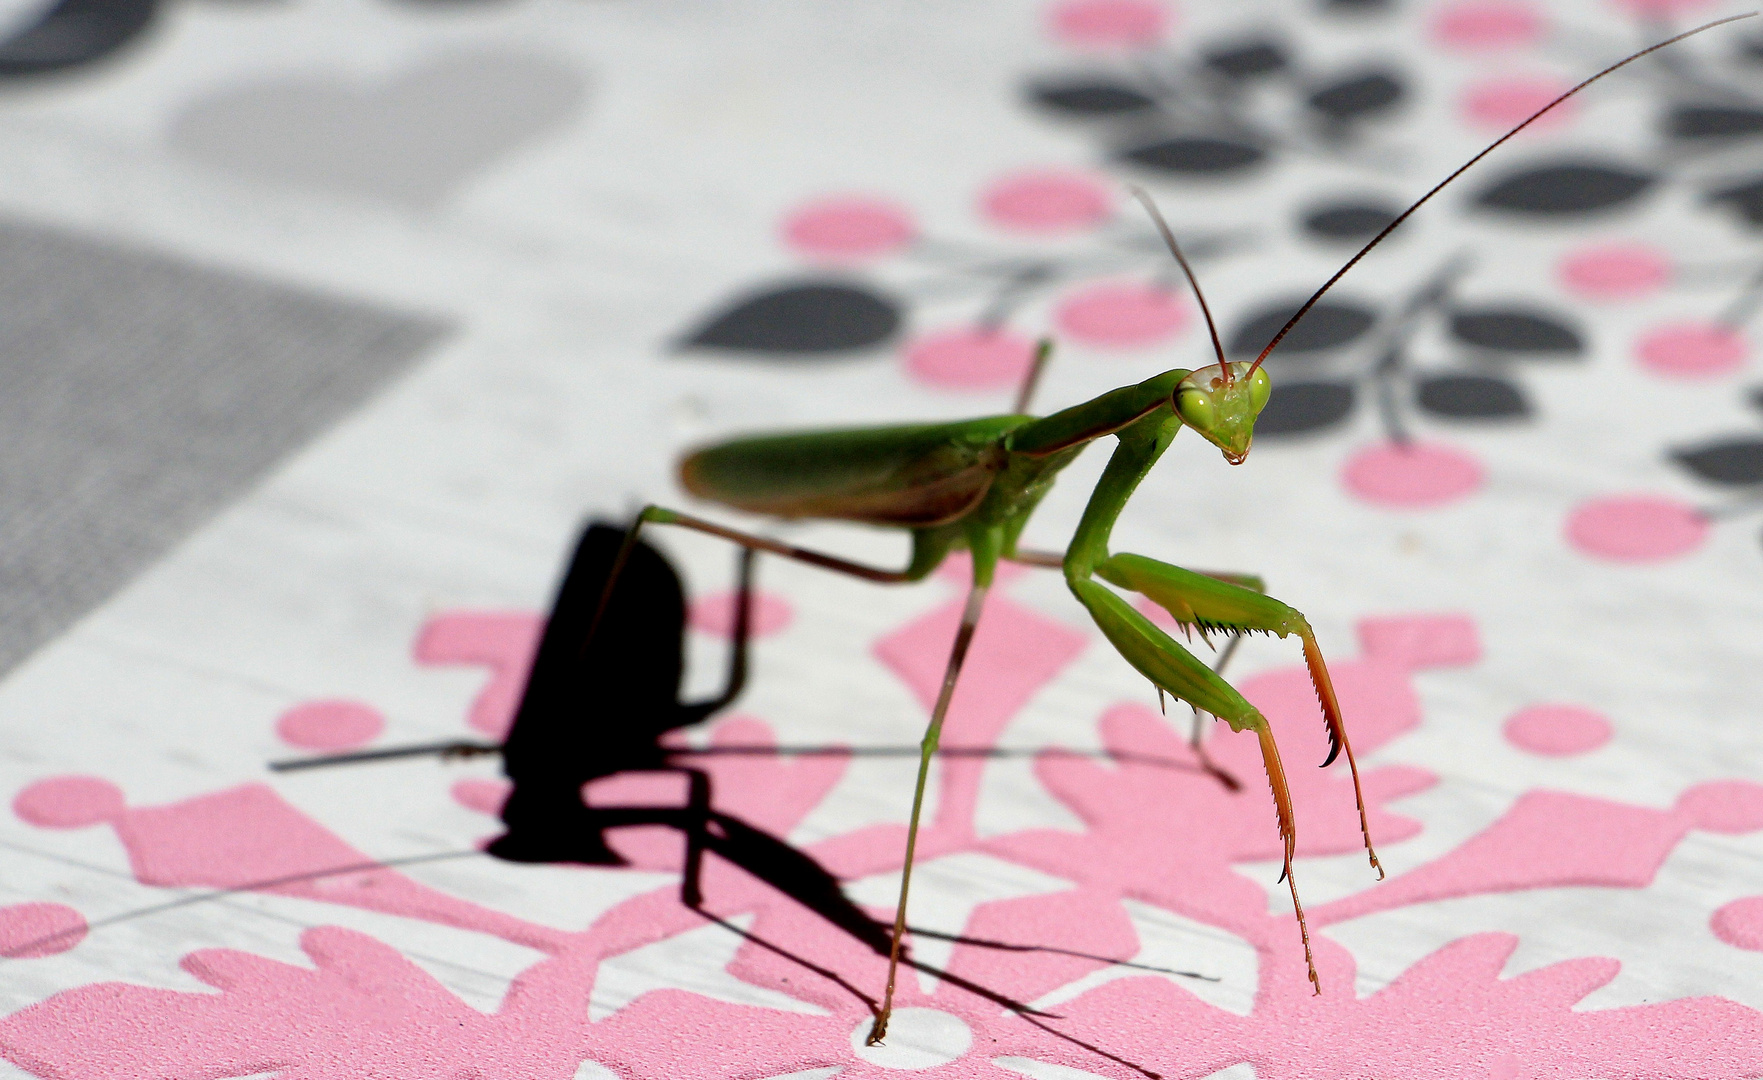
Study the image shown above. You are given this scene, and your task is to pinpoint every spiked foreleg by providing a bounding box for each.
[1068,577,1318,992]
[1097,553,1382,880]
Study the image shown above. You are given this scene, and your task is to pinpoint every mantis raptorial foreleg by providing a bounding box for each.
[1097,553,1376,851]
[1066,575,1318,987]
[1094,548,1384,864]
[1016,384,1379,994]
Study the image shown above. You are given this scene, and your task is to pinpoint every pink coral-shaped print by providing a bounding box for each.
[0,926,817,1080]
[1053,932,1763,1079]
[980,677,1433,937]
[9,603,1763,1080]
[721,888,1156,1080]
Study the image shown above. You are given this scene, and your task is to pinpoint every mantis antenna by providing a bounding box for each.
[1246,10,1758,379]
[1129,186,1233,385]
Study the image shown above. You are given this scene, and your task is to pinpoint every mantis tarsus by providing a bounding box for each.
[596,16,1751,1044]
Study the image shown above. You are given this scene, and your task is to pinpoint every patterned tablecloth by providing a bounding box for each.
[0,1,1762,1077]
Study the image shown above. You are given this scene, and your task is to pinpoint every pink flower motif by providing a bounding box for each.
[0,926,817,1080]
[724,890,1152,1079]
[1314,780,1763,927]
[588,715,848,867]
[1356,613,1480,669]
[865,576,1089,847]
[13,776,568,953]
[412,611,544,739]
[982,682,1434,935]
[450,776,511,814]
[11,590,1763,1079]
[1055,932,1763,1078]
[548,715,860,962]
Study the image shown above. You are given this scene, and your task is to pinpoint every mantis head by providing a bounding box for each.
[1174,362,1271,465]
[1125,189,1272,466]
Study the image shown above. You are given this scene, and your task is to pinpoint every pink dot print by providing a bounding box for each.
[1635,322,1748,378]
[1430,1,1544,51]
[904,327,1039,390]
[1342,442,1484,508]
[1055,281,1189,347]
[1565,495,1708,562]
[1357,613,1482,669]
[1503,704,1612,756]
[275,700,385,751]
[780,197,915,263]
[981,171,1112,233]
[1557,242,1670,302]
[0,903,87,958]
[1046,0,1171,49]
[1607,0,1719,17]
[1713,896,1763,952]
[451,778,512,816]
[689,591,794,638]
[13,775,124,829]
[1461,76,1575,131]
[1677,780,1763,835]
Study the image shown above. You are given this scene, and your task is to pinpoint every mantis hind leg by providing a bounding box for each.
[585,505,957,657]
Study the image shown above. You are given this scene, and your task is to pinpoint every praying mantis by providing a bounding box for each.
[597,16,1749,1044]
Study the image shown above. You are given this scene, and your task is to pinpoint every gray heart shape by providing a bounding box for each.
[169,50,586,208]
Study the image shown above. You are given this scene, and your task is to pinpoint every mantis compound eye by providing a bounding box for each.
[1175,387,1217,430]
[1246,367,1272,413]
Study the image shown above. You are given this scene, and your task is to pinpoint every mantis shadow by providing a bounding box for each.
[274,522,1198,1071]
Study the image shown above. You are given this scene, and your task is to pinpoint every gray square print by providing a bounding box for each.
[0,217,449,675]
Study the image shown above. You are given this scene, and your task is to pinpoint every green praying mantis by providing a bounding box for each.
[595,16,1750,1044]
